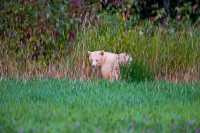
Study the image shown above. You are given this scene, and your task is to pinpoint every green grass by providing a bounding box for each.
[0,79,200,133]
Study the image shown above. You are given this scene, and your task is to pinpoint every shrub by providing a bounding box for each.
[120,60,154,82]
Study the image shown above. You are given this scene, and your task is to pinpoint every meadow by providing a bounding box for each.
[0,1,200,133]
[0,79,200,133]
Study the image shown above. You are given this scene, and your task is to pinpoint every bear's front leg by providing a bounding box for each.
[111,65,120,80]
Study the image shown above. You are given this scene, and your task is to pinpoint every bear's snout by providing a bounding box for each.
[91,61,98,67]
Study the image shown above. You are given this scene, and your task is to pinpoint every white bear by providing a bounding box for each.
[88,50,132,80]
[88,50,119,80]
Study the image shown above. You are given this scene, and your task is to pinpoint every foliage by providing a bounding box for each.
[120,61,154,82]
[101,0,200,24]
[0,0,72,65]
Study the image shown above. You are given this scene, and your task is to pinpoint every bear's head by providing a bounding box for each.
[88,50,104,68]
[118,53,133,65]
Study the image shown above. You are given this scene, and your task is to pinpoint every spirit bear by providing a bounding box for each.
[88,50,132,80]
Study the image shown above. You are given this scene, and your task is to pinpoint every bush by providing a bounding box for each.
[120,60,154,82]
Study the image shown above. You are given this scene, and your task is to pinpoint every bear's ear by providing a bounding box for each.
[100,50,104,56]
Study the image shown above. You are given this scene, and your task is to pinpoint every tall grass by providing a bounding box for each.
[73,14,200,81]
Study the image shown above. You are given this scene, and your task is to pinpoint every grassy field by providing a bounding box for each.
[0,79,200,133]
